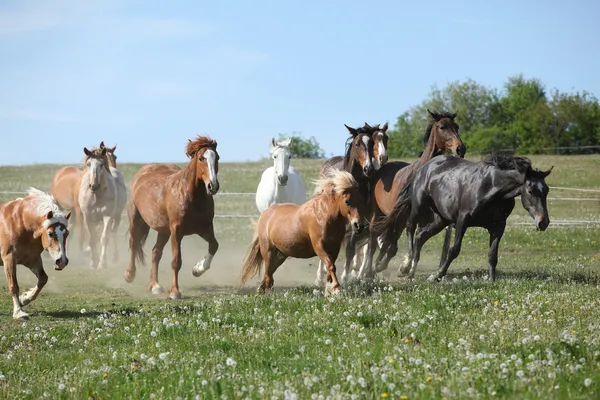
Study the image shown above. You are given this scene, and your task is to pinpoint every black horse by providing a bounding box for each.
[374,154,553,281]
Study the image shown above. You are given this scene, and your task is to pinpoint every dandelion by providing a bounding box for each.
[226,357,237,367]
[381,393,388,398]
[159,352,168,360]
[80,309,86,314]
[426,376,432,382]
[584,378,592,387]
[150,331,157,337]
[58,384,65,391]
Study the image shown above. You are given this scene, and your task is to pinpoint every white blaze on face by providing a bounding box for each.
[272,146,290,182]
[373,132,387,170]
[88,157,104,187]
[48,225,68,266]
[361,135,373,170]
[205,150,218,187]
[536,181,544,194]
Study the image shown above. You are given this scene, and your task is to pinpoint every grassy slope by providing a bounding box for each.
[0,155,598,399]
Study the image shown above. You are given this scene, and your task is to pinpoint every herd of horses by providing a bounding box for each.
[0,109,553,319]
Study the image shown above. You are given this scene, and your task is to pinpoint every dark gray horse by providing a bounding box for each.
[374,154,553,281]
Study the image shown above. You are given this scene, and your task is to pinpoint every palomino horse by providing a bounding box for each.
[374,155,552,281]
[255,137,307,213]
[50,164,82,247]
[240,169,368,294]
[0,188,71,320]
[125,136,220,299]
[352,110,466,281]
[315,123,387,285]
[78,146,118,269]
[100,141,128,263]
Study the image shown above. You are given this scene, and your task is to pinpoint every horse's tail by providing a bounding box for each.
[239,228,263,288]
[128,201,150,266]
[371,177,414,237]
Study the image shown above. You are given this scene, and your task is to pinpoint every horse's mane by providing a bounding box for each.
[26,187,70,228]
[186,135,217,158]
[483,155,532,174]
[423,110,457,145]
[312,169,357,197]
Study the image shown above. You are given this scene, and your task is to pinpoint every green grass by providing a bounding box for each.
[0,155,599,399]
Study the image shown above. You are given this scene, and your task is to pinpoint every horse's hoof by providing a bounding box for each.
[124,270,136,283]
[151,285,164,295]
[427,274,438,282]
[192,261,207,277]
[13,310,29,320]
[19,295,31,306]
[167,292,182,300]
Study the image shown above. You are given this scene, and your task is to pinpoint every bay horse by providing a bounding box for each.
[125,135,220,299]
[375,155,552,281]
[352,110,466,281]
[315,123,382,285]
[255,137,307,213]
[240,169,368,295]
[100,141,128,263]
[0,188,71,320]
[78,146,118,269]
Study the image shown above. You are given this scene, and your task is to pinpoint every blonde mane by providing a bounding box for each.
[26,187,70,228]
[312,169,357,197]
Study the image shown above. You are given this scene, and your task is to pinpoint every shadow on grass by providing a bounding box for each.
[438,268,600,285]
[41,306,142,319]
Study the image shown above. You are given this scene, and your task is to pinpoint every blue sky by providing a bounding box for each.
[0,0,598,165]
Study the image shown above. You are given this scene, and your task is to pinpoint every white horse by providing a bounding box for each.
[255,137,307,213]
[78,146,117,269]
[101,142,128,263]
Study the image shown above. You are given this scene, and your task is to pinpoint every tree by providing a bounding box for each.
[277,132,325,159]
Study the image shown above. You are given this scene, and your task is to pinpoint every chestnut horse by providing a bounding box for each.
[78,146,117,269]
[100,141,128,263]
[239,169,368,295]
[315,123,381,285]
[50,165,82,247]
[1,188,71,320]
[353,110,466,280]
[125,136,220,299]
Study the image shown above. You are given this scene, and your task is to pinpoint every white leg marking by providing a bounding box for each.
[192,253,213,277]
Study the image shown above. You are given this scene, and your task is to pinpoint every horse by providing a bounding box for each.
[0,188,71,320]
[78,146,118,269]
[100,141,128,263]
[124,135,220,299]
[240,169,368,295]
[351,110,466,281]
[374,155,552,281]
[255,137,307,213]
[50,164,83,248]
[315,123,380,285]
[370,122,389,170]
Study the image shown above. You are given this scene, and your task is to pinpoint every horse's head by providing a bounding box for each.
[270,137,293,186]
[521,166,553,231]
[34,210,71,270]
[367,122,389,170]
[99,141,118,168]
[83,146,110,192]
[426,109,466,158]
[344,124,374,177]
[186,136,220,195]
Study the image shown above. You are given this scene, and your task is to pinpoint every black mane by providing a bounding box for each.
[423,110,457,145]
[483,155,532,174]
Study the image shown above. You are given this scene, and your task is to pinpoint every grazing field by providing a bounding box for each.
[0,154,599,399]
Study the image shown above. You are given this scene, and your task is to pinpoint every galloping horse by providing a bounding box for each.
[125,136,220,299]
[255,137,307,213]
[315,123,380,285]
[353,110,466,280]
[78,146,118,269]
[375,155,552,281]
[240,169,368,295]
[50,163,82,248]
[0,188,71,320]
[100,141,128,263]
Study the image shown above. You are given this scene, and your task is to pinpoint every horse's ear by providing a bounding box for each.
[110,144,117,152]
[99,141,105,148]
[451,111,458,120]
[84,147,92,157]
[542,165,554,178]
[364,122,372,130]
[344,124,358,136]
[100,147,107,155]
[65,211,72,220]
[270,137,277,152]
[281,137,292,147]
[381,122,389,132]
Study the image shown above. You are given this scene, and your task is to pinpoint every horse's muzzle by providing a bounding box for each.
[535,215,549,231]
[456,144,467,158]
[278,175,288,186]
[379,154,388,165]
[207,181,220,195]
[89,183,100,192]
[54,257,68,271]
[352,221,363,234]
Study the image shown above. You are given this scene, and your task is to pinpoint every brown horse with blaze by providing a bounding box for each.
[125,135,220,299]
[239,169,368,295]
[1,188,71,320]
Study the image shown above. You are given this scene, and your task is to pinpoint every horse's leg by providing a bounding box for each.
[342,231,358,283]
[356,229,375,281]
[3,253,27,320]
[258,247,285,294]
[487,224,506,281]
[313,242,341,295]
[149,232,170,295]
[84,213,99,269]
[111,212,122,264]
[431,218,468,281]
[407,215,446,280]
[438,224,454,270]
[125,201,150,284]
[315,260,326,287]
[167,226,183,299]
[192,222,219,278]
[19,255,47,307]
[75,205,88,254]
[97,215,112,269]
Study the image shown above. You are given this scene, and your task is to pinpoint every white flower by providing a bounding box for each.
[159,352,168,360]
[226,357,237,367]
[150,331,157,337]
[516,370,525,378]
[584,378,592,387]
[58,384,65,391]
[80,309,86,314]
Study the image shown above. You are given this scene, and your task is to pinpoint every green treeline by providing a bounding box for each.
[388,74,600,157]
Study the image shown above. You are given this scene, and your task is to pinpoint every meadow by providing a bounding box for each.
[0,154,599,399]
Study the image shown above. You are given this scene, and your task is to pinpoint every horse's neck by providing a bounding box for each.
[182,159,208,204]
[493,168,526,198]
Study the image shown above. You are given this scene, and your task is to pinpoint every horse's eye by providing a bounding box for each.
[48,231,55,238]
[345,200,351,206]
[274,155,277,159]
[199,156,205,161]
